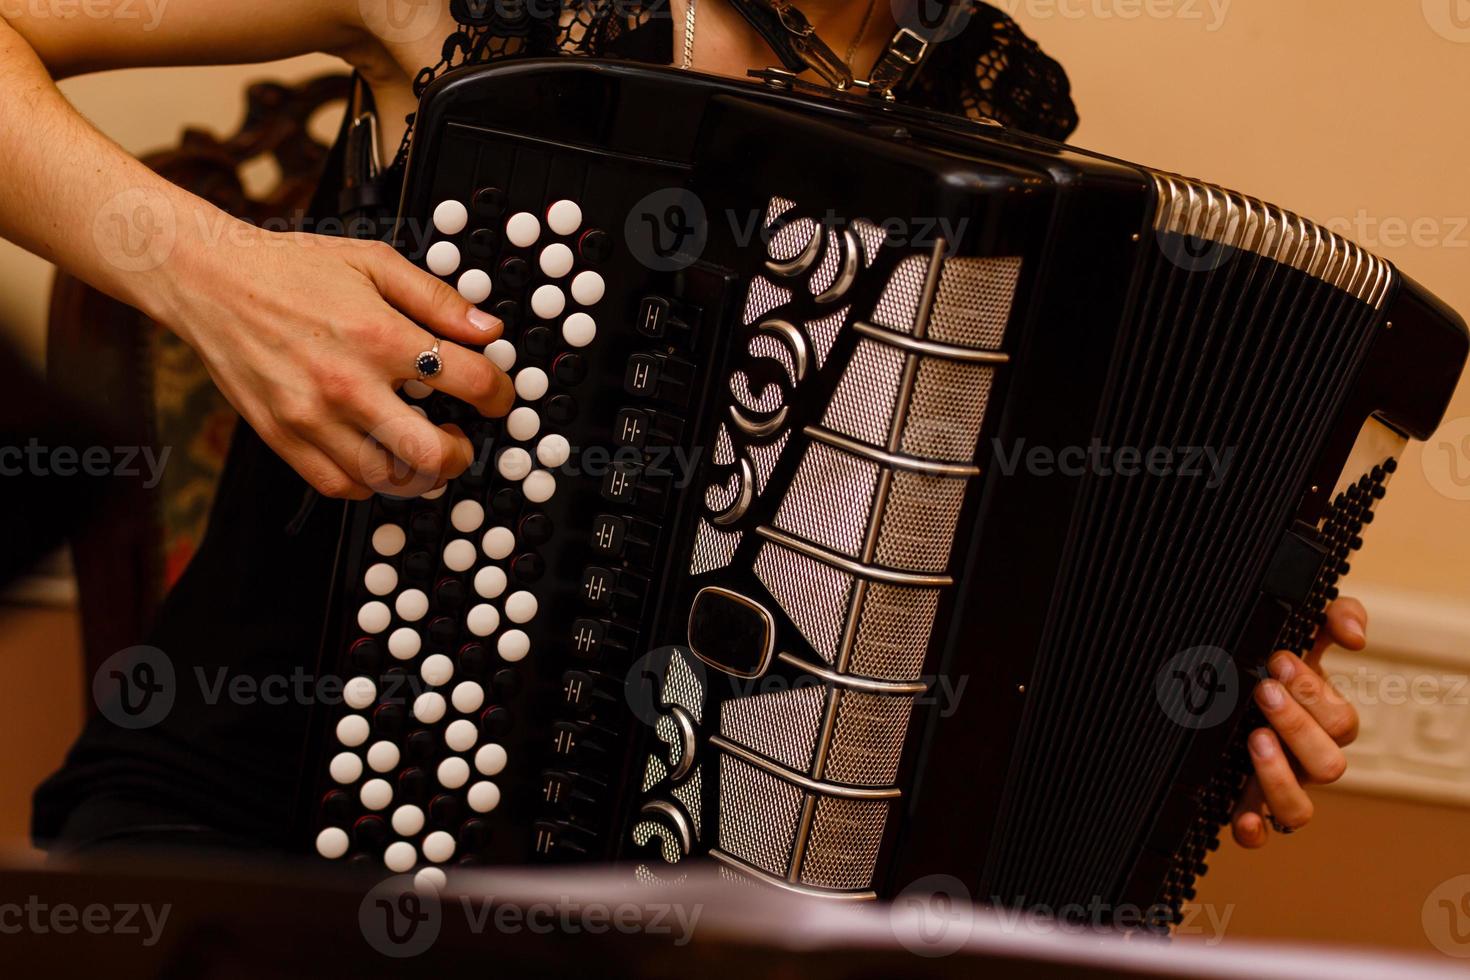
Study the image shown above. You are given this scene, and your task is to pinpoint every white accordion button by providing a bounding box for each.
[329,751,362,785]
[506,406,540,441]
[414,867,447,892]
[372,523,406,556]
[535,433,571,468]
[514,367,549,402]
[522,469,555,504]
[482,526,515,559]
[497,629,530,662]
[422,830,456,864]
[336,714,369,747]
[466,603,500,638]
[457,268,492,304]
[530,284,565,320]
[451,681,485,714]
[570,270,605,306]
[344,677,377,710]
[357,601,390,634]
[475,743,507,776]
[474,565,507,599]
[367,740,401,773]
[383,841,417,873]
[395,588,429,622]
[409,404,429,419]
[497,447,532,482]
[403,379,433,400]
[451,499,484,533]
[443,538,476,573]
[562,311,596,348]
[421,653,454,687]
[315,827,350,859]
[539,242,574,279]
[364,563,398,597]
[504,590,538,624]
[444,719,477,753]
[433,199,469,235]
[392,804,425,837]
[467,781,502,814]
[485,338,516,372]
[506,211,540,248]
[387,626,421,661]
[426,240,460,276]
[546,199,582,237]
[421,483,446,501]
[413,691,446,724]
[437,756,470,789]
[360,778,392,811]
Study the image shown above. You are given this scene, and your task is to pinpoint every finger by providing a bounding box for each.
[406,332,515,418]
[1255,678,1349,784]
[1266,650,1359,746]
[1231,779,1270,848]
[350,404,475,496]
[272,430,373,500]
[363,241,503,345]
[1247,727,1314,831]
[1308,597,1368,666]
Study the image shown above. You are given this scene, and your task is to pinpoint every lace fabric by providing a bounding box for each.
[391,0,1077,167]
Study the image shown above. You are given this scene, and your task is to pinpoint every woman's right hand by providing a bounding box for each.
[153,219,515,499]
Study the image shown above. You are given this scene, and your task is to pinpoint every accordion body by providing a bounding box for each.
[299,61,1468,926]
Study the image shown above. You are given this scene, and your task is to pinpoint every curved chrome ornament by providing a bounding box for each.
[709,459,755,525]
[729,403,789,439]
[812,228,860,304]
[765,220,823,278]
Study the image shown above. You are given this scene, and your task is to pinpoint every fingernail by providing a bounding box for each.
[1250,730,1276,758]
[1342,616,1366,644]
[1257,679,1285,709]
[1269,652,1296,682]
[468,309,499,332]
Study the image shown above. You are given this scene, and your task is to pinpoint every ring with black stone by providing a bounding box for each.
[415,339,443,380]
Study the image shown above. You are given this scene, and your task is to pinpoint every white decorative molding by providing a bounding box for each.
[1327,584,1470,808]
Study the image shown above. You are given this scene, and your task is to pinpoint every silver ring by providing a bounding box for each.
[415,339,443,380]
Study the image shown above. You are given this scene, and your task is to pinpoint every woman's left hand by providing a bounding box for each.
[1231,597,1366,847]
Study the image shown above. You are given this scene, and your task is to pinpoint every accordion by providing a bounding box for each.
[298,60,1468,927]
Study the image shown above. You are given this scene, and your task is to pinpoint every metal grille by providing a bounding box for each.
[749,332,797,383]
[805,305,850,370]
[822,690,915,786]
[754,542,854,663]
[809,228,840,296]
[664,649,705,723]
[719,754,803,877]
[898,358,995,462]
[765,196,797,228]
[690,518,742,576]
[748,429,792,494]
[632,820,683,864]
[927,256,1021,349]
[797,796,890,891]
[730,370,785,414]
[820,339,906,448]
[870,254,930,333]
[872,470,968,573]
[853,219,887,267]
[671,765,703,838]
[718,686,825,773]
[642,754,668,792]
[848,583,941,681]
[743,275,793,325]
[713,423,734,466]
[767,216,816,262]
[773,443,880,558]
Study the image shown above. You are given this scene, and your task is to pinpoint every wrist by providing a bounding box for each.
[123,195,255,343]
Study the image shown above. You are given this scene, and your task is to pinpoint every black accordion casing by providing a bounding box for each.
[300,60,1468,927]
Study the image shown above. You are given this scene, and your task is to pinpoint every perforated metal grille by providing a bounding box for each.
[768,217,817,262]
[765,196,797,228]
[805,305,850,369]
[873,470,968,573]
[810,229,840,297]
[744,275,793,325]
[748,430,792,494]
[719,754,802,877]
[690,518,741,576]
[642,754,668,792]
[730,370,784,414]
[821,339,905,448]
[664,649,705,723]
[671,765,703,838]
[705,472,741,512]
[848,584,941,681]
[821,691,915,786]
[899,359,995,462]
[928,256,1021,349]
[632,820,683,864]
[749,332,797,383]
[773,443,880,558]
[871,255,931,333]
[754,542,854,663]
[719,685,825,773]
[797,796,890,891]
[853,220,887,267]
[713,423,735,466]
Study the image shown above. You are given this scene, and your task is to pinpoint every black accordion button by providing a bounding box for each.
[435,579,466,610]
[492,667,519,697]
[429,793,462,828]
[373,703,406,738]
[458,642,488,677]
[410,510,441,543]
[353,815,388,850]
[468,226,500,259]
[493,299,519,331]
[406,729,435,763]
[522,325,554,359]
[471,186,507,219]
[492,487,521,520]
[321,789,352,824]
[511,553,545,584]
[349,638,381,675]
[552,352,586,386]
[545,394,577,425]
[428,615,458,648]
[577,228,612,264]
[403,549,435,585]
[458,818,489,852]
[397,767,429,803]
[518,512,552,546]
[497,256,530,291]
[480,705,511,738]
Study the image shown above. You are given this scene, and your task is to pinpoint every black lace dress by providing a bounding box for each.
[32,0,1075,852]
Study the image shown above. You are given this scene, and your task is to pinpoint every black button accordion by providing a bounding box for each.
[298,60,1468,927]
